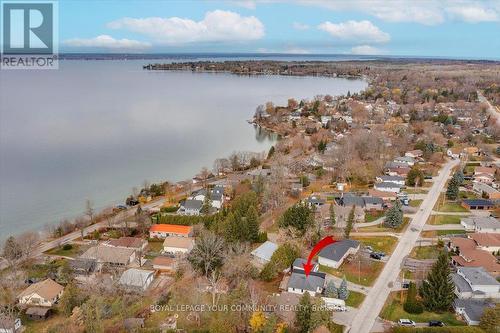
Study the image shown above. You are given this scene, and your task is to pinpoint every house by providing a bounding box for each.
[306,196,326,208]
[179,199,203,215]
[460,216,500,233]
[189,186,225,209]
[472,182,500,200]
[25,307,51,320]
[461,199,494,210]
[292,258,318,272]
[405,150,423,158]
[106,237,148,252]
[289,111,301,121]
[376,175,405,185]
[318,239,360,269]
[287,269,326,296]
[452,267,500,299]
[119,268,155,291]
[469,233,500,252]
[320,115,331,126]
[454,299,495,325]
[394,156,415,166]
[474,166,495,177]
[70,258,97,275]
[473,173,494,185]
[339,194,384,210]
[149,224,193,239]
[80,245,136,267]
[363,196,385,210]
[251,241,278,265]
[17,278,64,307]
[368,189,397,201]
[385,161,409,169]
[163,236,194,254]
[448,237,500,276]
[333,205,365,224]
[374,182,403,193]
[0,316,21,333]
[386,167,410,177]
[151,256,176,271]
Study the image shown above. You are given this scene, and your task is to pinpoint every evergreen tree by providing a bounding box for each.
[295,292,312,333]
[329,203,336,227]
[344,206,355,239]
[337,276,349,300]
[245,205,260,242]
[446,178,459,200]
[420,251,456,312]
[384,200,403,229]
[479,304,500,332]
[279,203,314,235]
[403,282,423,314]
[200,193,212,215]
[325,281,338,298]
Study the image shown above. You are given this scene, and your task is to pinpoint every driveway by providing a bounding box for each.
[348,159,459,333]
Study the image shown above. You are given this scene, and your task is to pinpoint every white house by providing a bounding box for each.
[287,269,326,296]
[452,267,500,299]
[119,268,155,291]
[454,299,494,326]
[460,216,500,233]
[17,279,64,307]
[376,175,405,186]
[318,239,360,269]
[163,236,195,254]
[374,182,403,193]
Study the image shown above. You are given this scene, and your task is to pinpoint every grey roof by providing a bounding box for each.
[452,273,473,294]
[461,216,500,229]
[454,299,494,322]
[374,182,403,189]
[183,199,203,210]
[385,161,409,169]
[80,245,135,265]
[341,194,365,207]
[251,241,278,262]
[307,196,326,205]
[462,199,494,207]
[292,258,317,268]
[287,269,326,293]
[394,156,415,163]
[362,196,384,205]
[458,267,500,286]
[378,175,405,182]
[318,239,360,262]
[119,268,154,289]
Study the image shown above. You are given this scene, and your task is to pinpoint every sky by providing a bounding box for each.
[55,0,500,59]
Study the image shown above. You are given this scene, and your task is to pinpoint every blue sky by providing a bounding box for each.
[57,0,500,59]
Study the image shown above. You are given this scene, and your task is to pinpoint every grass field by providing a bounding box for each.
[405,188,428,194]
[410,246,441,259]
[380,292,465,326]
[434,198,469,212]
[359,216,411,233]
[320,261,385,287]
[427,215,462,225]
[45,243,83,258]
[352,236,398,254]
[345,290,366,308]
[421,230,467,237]
[365,211,385,223]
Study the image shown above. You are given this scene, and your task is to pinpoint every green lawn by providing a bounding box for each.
[436,229,467,236]
[352,236,398,254]
[435,200,469,212]
[409,200,423,208]
[380,292,466,326]
[364,211,385,223]
[320,261,385,287]
[44,244,83,258]
[359,217,411,233]
[345,290,365,308]
[428,215,462,225]
[410,246,441,260]
[459,191,478,200]
[405,188,428,194]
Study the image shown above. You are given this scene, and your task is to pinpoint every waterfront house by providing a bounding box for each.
[460,216,500,233]
[17,278,64,307]
[318,239,360,269]
[80,244,136,268]
[119,268,155,291]
[163,236,194,254]
[287,269,326,296]
[179,199,203,215]
[149,224,193,239]
[452,267,500,299]
[454,299,495,326]
[251,241,278,265]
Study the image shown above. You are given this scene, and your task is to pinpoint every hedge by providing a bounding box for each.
[393,327,484,333]
[154,213,216,227]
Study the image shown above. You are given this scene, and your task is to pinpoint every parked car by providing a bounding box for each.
[401,281,410,289]
[398,319,416,327]
[429,320,444,327]
[370,253,382,260]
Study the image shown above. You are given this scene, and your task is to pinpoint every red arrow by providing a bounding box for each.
[303,235,336,277]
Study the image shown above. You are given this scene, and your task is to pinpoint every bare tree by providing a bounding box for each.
[16,231,40,259]
[85,199,95,224]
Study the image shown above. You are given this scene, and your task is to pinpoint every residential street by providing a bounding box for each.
[348,159,459,333]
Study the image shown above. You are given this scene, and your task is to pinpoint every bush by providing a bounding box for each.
[403,300,424,314]
[257,232,268,243]
[62,244,73,251]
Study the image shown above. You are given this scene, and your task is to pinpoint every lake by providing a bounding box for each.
[0,59,367,240]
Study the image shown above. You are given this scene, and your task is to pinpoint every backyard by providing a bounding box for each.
[320,260,385,287]
[352,236,398,254]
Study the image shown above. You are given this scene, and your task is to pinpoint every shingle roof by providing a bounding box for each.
[183,199,203,210]
[119,268,154,289]
[461,216,500,229]
[18,278,64,300]
[80,244,135,265]
[318,239,360,262]
[454,299,494,322]
[251,241,278,262]
[375,182,403,189]
[462,199,494,207]
[287,269,326,293]
[458,267,500,286]
[163,236,194,249]
[470,233,500,247]
[107,237,145,249]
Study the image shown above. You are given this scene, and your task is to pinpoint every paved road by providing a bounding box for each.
[349,159,459,333]
[478,91,500,125]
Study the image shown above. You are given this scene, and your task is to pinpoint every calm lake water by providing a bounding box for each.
[0,60,367,240]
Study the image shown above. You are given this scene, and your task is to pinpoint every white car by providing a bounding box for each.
[398,319,416,327]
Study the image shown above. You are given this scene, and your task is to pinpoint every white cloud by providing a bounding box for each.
[351,45,384,55]
[447,6,498,23]
[228,0,257,9]
[293,22,310,30]
[318,20,390,43]
[108,10,265,44]
[63,35,151,50]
